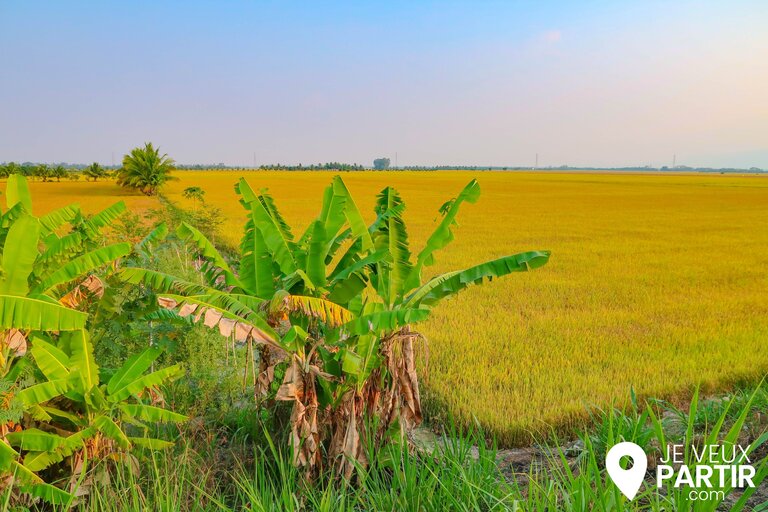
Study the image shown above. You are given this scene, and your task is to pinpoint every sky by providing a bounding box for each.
[1,1,767,168]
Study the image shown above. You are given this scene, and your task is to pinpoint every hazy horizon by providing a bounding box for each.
[2,1,766,168]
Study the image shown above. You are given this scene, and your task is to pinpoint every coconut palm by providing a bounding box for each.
[83,162,108,182]
[51,164,68,182]
[116,143,176,195]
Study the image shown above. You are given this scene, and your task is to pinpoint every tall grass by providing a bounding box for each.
[25,384,765,511]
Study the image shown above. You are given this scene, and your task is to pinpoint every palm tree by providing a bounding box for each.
[51,164,68,182]
[83,162,108,181]
[117,143,176,195]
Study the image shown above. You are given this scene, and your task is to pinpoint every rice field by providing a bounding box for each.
[13,171,768,445]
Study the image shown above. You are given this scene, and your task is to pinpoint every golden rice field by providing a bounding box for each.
[11,171,768,445]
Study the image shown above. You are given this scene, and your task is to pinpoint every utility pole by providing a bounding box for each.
[535,153,539,169]
[111,152,114,167]
[672,154,676,168]
[395,152,398,169]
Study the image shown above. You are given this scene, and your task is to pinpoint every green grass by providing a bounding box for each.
[13,384,764,511]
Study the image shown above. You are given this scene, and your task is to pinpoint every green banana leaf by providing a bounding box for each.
[38,205,79,235]
[404,250,551,308]
[29,337,71,381]
[5,174,32,211]
[332,176,374,252]
[404,179,480,292]
[81,201,126,237]
[38,232,83,263]
[108,364,184,402]
[342,307,431,335]
[239,217,276,298]
[6,429,67,452]
[176,222,241,287]
[373,187,412,304]
[16,379,69,407]
[107,347,162,395]
[128,437,174,450]
[135,221,168,255]
[36,242,131,293]
[93,415,130,449]
[119,404,187,423]
[249,199,298,275]
[0,215,40,295]
[0,295,87,330]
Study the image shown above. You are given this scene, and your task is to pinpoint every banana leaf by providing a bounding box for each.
[404,250,551,308]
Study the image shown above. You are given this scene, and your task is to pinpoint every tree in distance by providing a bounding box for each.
[83,162,110,181]
[116,142,177,195]
[182,186,205,211]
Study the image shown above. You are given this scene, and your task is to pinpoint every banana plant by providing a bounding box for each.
[0,175,183,505]
[120,175,549,475]
[8,332,185,480]
[0,175,131,380]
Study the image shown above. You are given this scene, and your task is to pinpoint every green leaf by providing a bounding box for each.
[305,220,327,288]
[108,347,162,395]
[281,325,308,352]
[39,232,83,263]
[0,215,40,295]
[17,379,69,406]
[24,450,65,472]
[0,295,87,331]
[342,308,432,335]
[128,437,175,450]
[93,415,130,449]
[37,242,131,293]
[405,179,481,292]
[108,364,184,402]
[330,248,389,284]
[135,221,168,254]
[250,200,298,275]
[118,267,219,296]
[177,222,240,287]
[332,176,374,251]
[64,330,99,396]
[0,439,20,470]
[119,404,187,423]
[6,429,67,452]
[25,482,74,506]
[29,337,71,380]
[40,406,84,426]
[82,201,126,237]
[5,174,32,211]
[239,217,275,298]
[405,250,551,308]
[373,187,412,305]
[39,204,79,234]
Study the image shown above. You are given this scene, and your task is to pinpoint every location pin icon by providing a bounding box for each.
[606,442,647,500]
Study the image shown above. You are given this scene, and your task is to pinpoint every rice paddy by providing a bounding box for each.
[14,171,768,445]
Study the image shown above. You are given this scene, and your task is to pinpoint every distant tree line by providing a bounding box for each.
[2,160,764,176]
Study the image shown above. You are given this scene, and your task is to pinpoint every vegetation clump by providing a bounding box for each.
[122,175,549,475]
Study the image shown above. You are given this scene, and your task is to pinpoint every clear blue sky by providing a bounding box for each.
[1,1,766,168]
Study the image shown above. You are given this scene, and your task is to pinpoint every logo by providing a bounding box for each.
[606,442,647,500]
[606,442,756,502]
